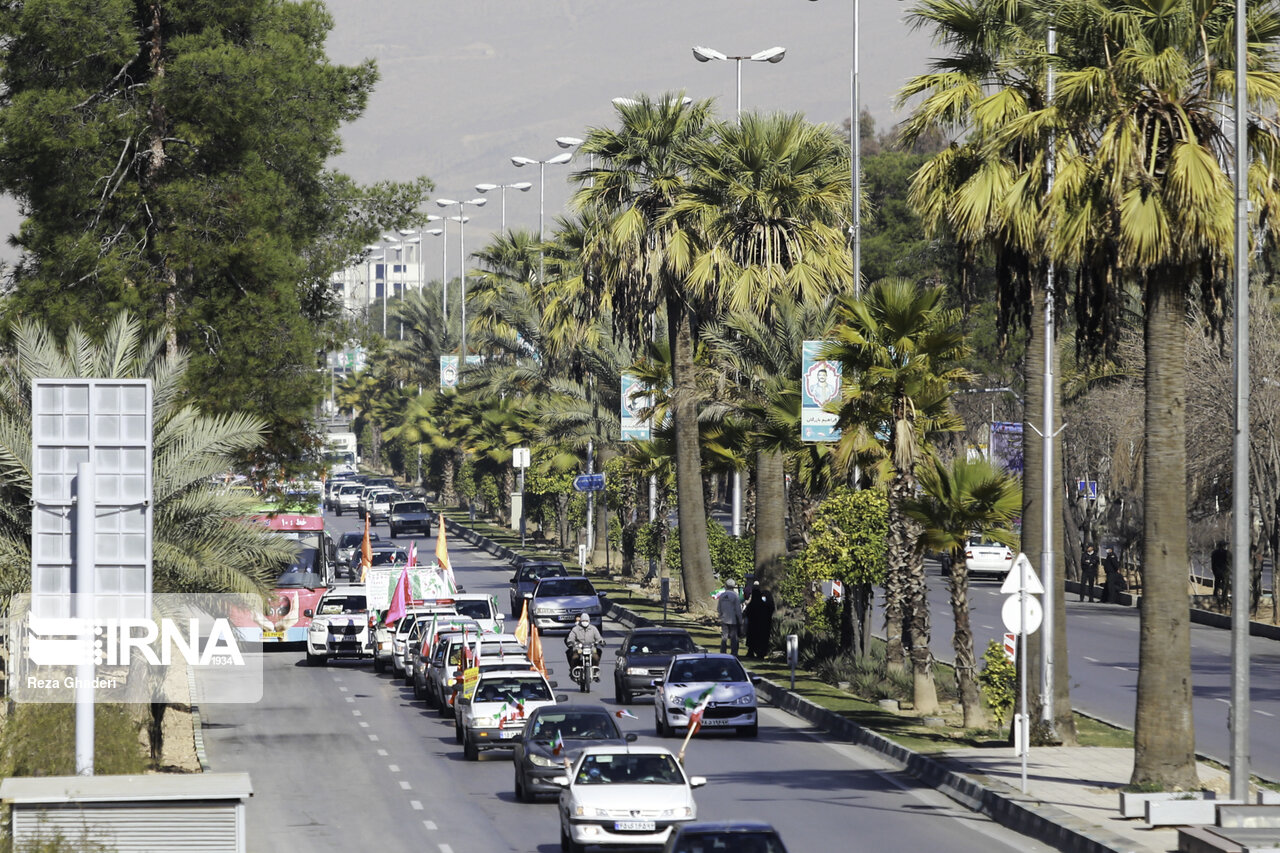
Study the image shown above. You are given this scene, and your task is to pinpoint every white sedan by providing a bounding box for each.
[654,653,759,738]
[555,745,705,852]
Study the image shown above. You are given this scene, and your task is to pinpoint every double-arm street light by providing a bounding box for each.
[510,152,572,247]
[691,44,786,120]
[435,197,486,361]
[474,181,532,233]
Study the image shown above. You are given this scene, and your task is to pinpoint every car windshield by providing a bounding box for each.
[670,658,748,683]
[454,600,492,620]
[968,535,1000,547]
[473,677,551,703]
[370,550,408,566]
[627,634,698,656]
[394,502,427,513]
[575,753,683,785]
[339,532,377,548]
[318,595,366,615]
[339,485,363,495]
[520,564,564,582]
[529,711,617,741]
[670,831,785,853]
[536,579,595,597]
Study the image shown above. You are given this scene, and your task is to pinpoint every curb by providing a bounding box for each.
[1062,579,1280,640]
[187,667,211,772]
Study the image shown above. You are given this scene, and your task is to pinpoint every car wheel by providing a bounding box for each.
[515,768,531,803]
[463,733,479,761]
[335,507,342,516]
[389,527,397,538]
[403,669,414,687]
[307,653,327,667]
[412,676,424,700]
[739,722,759,738]
[560,825,572,853]
[373,656,386,674]
[656,710,671,738]
[615,680,630,705]
[454,719,463,744]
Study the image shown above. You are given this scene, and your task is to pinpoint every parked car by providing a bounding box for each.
[303,585,369,666]
[388,500,433,538]
[663,822,788,853]
[512,704,633,802]
[509,559,568,616]
[528,576,605,633]
[613,627,700,705]
[555,746,705,850]
[456,669,560,760]
[964,534,1015,579]
[654,654,760,738]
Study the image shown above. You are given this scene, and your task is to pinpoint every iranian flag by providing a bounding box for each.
[684,686,715,734]
[552,730,566,756]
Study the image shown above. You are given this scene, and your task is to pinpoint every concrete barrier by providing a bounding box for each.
[1119,790,1214,819]
[1145,798,1242,827]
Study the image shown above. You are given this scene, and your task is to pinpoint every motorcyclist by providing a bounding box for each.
[565,613,604,681]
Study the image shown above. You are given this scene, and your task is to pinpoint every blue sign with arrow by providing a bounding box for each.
[573,473,605,492]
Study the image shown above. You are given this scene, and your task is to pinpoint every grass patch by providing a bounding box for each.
[0,703,149,778]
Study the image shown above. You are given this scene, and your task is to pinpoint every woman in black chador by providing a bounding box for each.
[743,581,775,659]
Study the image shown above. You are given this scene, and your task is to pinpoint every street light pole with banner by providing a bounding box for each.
[801,341,841,442]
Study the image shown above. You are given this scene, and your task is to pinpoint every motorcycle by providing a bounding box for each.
[570,640,603,693]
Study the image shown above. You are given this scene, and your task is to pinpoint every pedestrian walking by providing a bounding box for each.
[1101,547,1124,604]
[1080,544,1100,602]
[1211,541,1231,607]
[743,581,775,659]
[717,578,743,657]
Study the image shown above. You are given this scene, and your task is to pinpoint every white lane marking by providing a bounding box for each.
[377,749,388,757]
[439,845,454,853]
[423,820,438,830]
[1111,666,1132,672]
[352,710,362,717]
[1215,698,1231,704]
[1256,710,1275,717]
[980,625,994,630]
[411,800,424,810]
[389,764,400,772]
[1084,656,1099,663]
[368,734,379,742]
[345,696,355,703]
[359,722,370,728]
[399,780,412,790]
[339,686,348,693]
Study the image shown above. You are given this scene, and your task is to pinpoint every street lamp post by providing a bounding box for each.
[427,227,447,319]
[511,151,572,294]
[691,44,786,121]
[435,197,487,362]
[474,181,532,233]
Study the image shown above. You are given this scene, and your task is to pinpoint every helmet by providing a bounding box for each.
[579,613,591,625]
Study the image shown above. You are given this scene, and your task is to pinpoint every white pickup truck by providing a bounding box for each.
[305,585,370,666]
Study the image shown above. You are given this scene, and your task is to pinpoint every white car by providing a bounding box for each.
[456,670,559,760]
[555,745,705,851]
[451,593,505,634]
[964,535,1015,579]
[334,483,365,516]
[653,654,759,738]
[373,601,457,674]
[304,585,369,666]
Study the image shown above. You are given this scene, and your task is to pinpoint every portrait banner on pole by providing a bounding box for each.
[620,375,651,441]
[440,355,459,390]
[801,340,841,442]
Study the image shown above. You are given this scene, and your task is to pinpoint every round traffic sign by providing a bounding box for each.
[1001,594,1043,635]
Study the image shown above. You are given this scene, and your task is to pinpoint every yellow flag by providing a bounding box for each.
[360,515,372,583]
[529,623,546,679]
[435,521,456,591]
[514,597,529,647]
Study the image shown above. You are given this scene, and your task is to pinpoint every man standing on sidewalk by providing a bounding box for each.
[1080,544,1100,602]
[1211,541,1231,608]
[717,578,743,656]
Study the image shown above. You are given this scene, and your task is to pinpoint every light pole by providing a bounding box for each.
[435,197,486,362]
[691,44,785,120]
[510,152,573,248]
[427,226,447,319]
[474,181,532,233]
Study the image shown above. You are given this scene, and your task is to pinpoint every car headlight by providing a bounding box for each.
[729,693,754,706]
[627,667,650,676]
[528,753,559,767]
[573,805,586,816]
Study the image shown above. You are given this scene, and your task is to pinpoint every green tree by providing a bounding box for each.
[793,487,889,659]
[827,279,972,714]
[906,455,1021,728]
[0,0,430,478]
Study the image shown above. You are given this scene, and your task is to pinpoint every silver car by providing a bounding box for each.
[527,576,605,633]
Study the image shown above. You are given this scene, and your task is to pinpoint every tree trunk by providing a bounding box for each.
[592,446,614,567]
[753,450,787,590]
[441,450,458,506]
[557,492,570,549]
[668,300,714,612]
[947,548,987,729]
[1131,275,1197,789]
[149,701,166,765]
[1021,280,1077,745]
[891,470,936,712]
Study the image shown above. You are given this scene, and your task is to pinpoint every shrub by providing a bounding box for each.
[978,640,1017,728]
[0,704,148,778]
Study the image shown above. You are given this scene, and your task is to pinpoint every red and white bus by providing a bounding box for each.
[234,513,336,643]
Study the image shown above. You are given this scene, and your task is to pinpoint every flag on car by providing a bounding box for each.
[685,686,715,734]
[513,598,529,646]
[407,541,418,568]
[359,516,373,582]
[552,730,566,756]
[529,623,546,678]
[435,523,457,592]
[615,709,639,720]
[385,567,410,626]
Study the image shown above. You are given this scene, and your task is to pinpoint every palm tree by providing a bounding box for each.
[827,279,972,714]
[906,455,1021,728]
[573,93,720,612]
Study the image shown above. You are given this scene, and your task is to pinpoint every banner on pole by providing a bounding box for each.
[620,375,652,441]
[440,355,459,389]
[801,340,841,442]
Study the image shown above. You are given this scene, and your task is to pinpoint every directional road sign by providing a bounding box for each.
[572,473,605,492]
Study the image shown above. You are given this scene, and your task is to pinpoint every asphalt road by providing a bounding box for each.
[923,566,1280,779]
[200,511,1049,853]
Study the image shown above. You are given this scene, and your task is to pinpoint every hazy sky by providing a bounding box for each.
[0,1,939,265]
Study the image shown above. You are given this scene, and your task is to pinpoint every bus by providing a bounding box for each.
[233,513,337,643]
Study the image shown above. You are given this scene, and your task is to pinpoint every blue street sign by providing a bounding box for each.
[573,473,606,492]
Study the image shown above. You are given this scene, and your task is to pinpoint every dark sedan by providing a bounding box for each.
[511,705,634,802]
[613,627,700,705]
[663,821,788,853]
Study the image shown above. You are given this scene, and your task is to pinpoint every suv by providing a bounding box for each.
[335,482,365,516]
[366,489,400,525]
[509,559,568,617]
[304,585,370,666]
[613,627,700,705]
[389,500,433,538]
[456,670,559,760]
[450,593,504,634]
[527,576,605,633]
[372,601,457,674]
[426,631,528,712]
[411,617,482,704]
